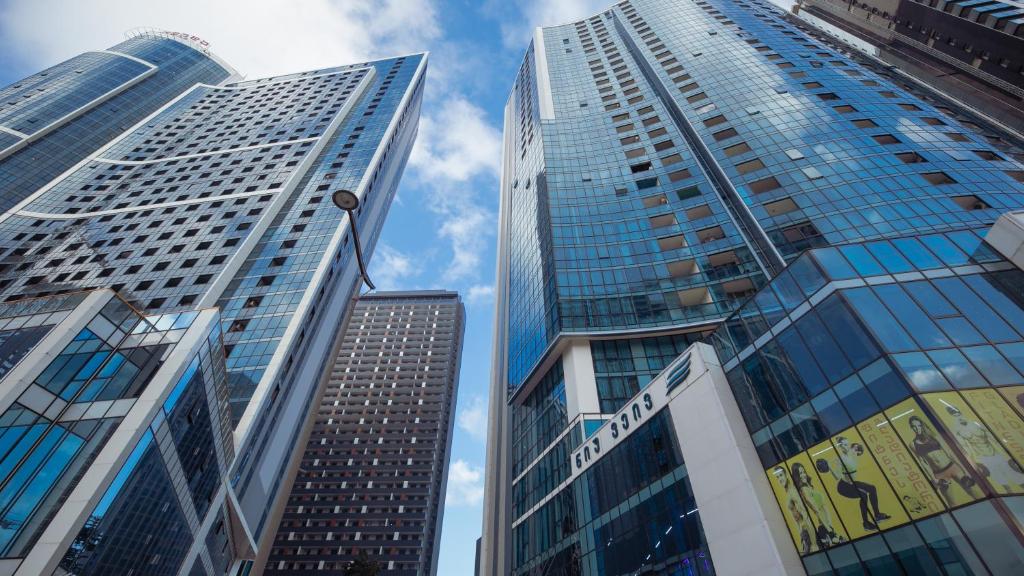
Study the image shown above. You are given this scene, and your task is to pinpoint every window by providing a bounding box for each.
[817,92,839,101]
[764,197,798,216]
[785,149,804,160]
[657,234,686,251]
[950,195,990,210]
[735,158,765,174]
[852,118,877,128]
[723,142,752,157]
[630,161,653,173]
[873,134,900,145]
[921,172,956,185]
[697,225,725,243]
[636,176,659,189]
[668,168,692,182]
[802,167,823,179]
[713,127,738,141]
[676,185,701,200]
[896,152,926,164]
[833,104,856,113]
[649,214,677,229]
[641,194,667,208]
[704,114,727,127]
[749,176,781,194]
[685,204,712,220]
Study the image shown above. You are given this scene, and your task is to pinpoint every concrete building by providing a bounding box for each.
[265,291,464,575]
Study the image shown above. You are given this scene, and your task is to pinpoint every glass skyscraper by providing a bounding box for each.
[480,0,1024,574]
[0,31,426,576]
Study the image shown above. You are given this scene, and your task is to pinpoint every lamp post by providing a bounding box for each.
[332,189,376,291]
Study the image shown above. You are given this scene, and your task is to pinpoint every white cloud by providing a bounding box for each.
[466,284,495,306]
[369,244,421,291]
[446,459,485,507]
[457,395,488,442]
[409,95,500,283]
[498,0,611,49]
[0,0,440,79]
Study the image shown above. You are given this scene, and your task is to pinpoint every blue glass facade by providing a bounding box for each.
[0,34,425,576]
[486,1,1024,575]
[714,228,1024,574]
[0,35,234,214]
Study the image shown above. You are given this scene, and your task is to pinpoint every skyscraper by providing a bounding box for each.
[0,31,239,214]
[265,291,464,575]
[794,0,1024,133]
[480,0,1024,574]
[0,31,426,576]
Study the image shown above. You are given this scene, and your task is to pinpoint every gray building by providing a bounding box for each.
[0,31,426,576]
[480,0,1024,574]
[794,0,1024,134]
[265,291,464,575]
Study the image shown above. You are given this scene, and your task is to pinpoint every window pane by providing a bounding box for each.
[892,353,951,392]
[834,374,878,421]
[927,349,988,389]
[934,277,1019,343]
[789,254,827,297]
[952,500,1024,575]
[865,241,914,274]
[777,326,830,395]
[859,358,909,407]
[814,248,858,280]
[812,390,852,433]
[818,295,879,369]
[843,288,916,352]
[962,345,1024,386]
[873,285,950,349]
[854,535,903,576]
[919,234,968,267]
[839,245,885,276]
[796,312,852,384]
[826,543,863,576]
[881,525,942,576]
[916,514,988,576]
[891,238,941,270]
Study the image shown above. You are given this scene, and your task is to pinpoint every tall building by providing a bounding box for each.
[0,31,427,576]
[794,0,1024,134]
[480,0,1024,574]
[265,291,464,575]
[0,31,239,214]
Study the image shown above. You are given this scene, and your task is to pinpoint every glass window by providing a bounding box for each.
[770,415,804,459]
[891,238,941,270]
[881,525,942,576]
[777,327,830,395]
[803,553,835,576]
[935,277,1019,343]
[727,364,771,430]
[935,317,986,347]
[818,295,879,369]
[834,374,878,421]
[927,349,987,389]
[952,500,1024,575]
[755,286,786,327]
[843,288,916,352]
[865,241,914,274]
[891,352,951,392]
[904,281,956,318]
[770,269,805,312]
[826,543,863,576]
[916,514,988,576]
[796,312,852,385]
[813,248,858,280]
[854,535,903,575]
[791,402,829,447]
[760,342,808,410]
[811,390,852,433]
[789,254,827,297]
[962,275,1024,334]
[839,245,885,276]
[962,345,1024,385]
[873,284,951,349]
[919,234,968,267]
[998,342,1024,375]
[859,358,909,407]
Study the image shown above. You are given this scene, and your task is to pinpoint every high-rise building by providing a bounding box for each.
[480,0,1024,574]
[0,31,239,214]
[0,31,427,576]
[265,291,464,575]
[793,0,1024,133]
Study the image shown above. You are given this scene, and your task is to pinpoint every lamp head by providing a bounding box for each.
[332,189,359,211]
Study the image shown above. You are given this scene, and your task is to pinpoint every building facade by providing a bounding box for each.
[794,0,1024,134]
[0,31,239,214]
[480,0,1024,574]
[265,291,464,575]
[0,32,426,576]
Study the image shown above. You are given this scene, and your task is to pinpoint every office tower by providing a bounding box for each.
[794,0,1024,133]
[480,0,1024,574]
[0,30,426,576]
[265,291,465,575]
[0,31,238,214]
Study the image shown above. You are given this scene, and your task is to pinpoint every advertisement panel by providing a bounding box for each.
[922,392,1024,494]
[961,388,1024,492]
[884,398,982,508]
[806,429,909,540]
[857,405,945,518]
[766,452,849,555]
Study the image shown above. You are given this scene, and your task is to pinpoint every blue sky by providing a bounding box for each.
[0,0,620,573]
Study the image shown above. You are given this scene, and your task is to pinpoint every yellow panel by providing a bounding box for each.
[922,392,1024,495]
[857,405,945,518]
[806,429,910,540]
[765,464,819,555]
[884,397,983,508]
[961,388,1024,493]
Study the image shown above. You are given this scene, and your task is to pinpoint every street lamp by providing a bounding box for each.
[332,189,376,291]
